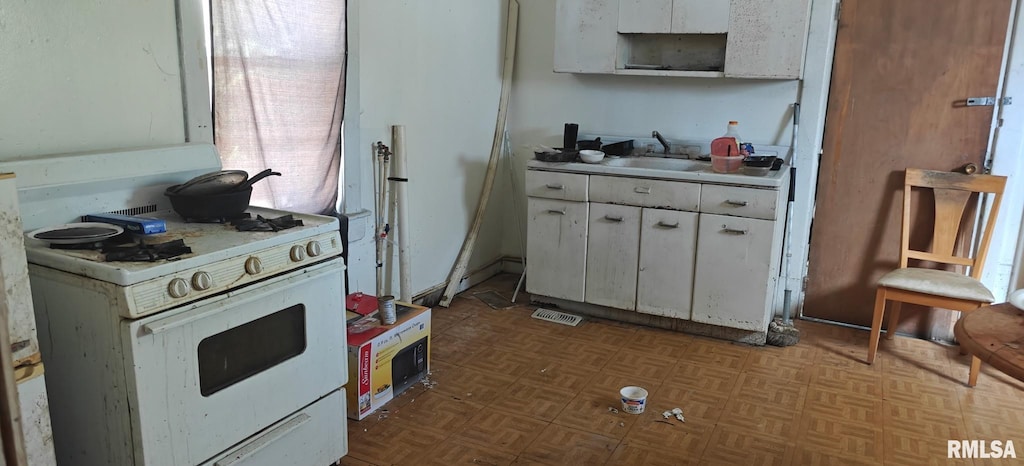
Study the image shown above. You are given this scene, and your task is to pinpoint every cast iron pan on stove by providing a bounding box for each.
[165,169,281,219]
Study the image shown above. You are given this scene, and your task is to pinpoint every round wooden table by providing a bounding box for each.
[954,303,1024,383]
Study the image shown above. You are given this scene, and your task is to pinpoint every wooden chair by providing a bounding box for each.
[866,168,1007,387]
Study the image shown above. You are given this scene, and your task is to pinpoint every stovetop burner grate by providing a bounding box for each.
[232,215,304,232]
[102,239,192,262]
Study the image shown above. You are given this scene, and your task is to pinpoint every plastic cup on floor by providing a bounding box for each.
[619,386,648,414]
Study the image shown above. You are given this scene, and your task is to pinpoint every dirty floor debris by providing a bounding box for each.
[342,273,1024,465]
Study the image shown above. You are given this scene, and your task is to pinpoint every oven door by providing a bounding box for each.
[125,258,345,466]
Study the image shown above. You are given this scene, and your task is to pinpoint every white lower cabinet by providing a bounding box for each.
[691,213,775,331]
[585,203,641,310]
[526,197,589,302]
[526,165,788,340]
[636,208,699,318]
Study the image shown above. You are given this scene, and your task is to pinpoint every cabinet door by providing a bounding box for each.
[585,203,641,310]
[636,209,698,319]
[724,0,811,79]
[691,214,775,331]
[671,0,729,34]
[526,198,589,302]
[555,0,619,73]
[618,0,672,33]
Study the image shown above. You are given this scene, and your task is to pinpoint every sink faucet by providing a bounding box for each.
[651,131,670,154]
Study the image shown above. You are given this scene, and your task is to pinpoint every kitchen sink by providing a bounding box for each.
[602,157,708,172]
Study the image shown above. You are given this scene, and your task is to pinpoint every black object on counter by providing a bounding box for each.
[601,140,635,156]
[577,138,602,150]
[563,123,579,151]
[534,150,579,163]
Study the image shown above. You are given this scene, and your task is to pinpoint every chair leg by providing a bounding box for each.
[968,355,981,387]
[867,287,887,365]
[885,301,902,340]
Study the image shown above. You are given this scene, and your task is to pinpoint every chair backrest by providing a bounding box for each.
[901,168,1007,279]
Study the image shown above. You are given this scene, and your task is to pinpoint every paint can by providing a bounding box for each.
[379,295,397,325]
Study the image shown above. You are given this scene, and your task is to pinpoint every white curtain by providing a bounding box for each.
[212,0,345,214]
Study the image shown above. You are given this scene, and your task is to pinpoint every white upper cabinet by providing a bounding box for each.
[619,0,729,34]
[555,0,811,79]
[618,0,672,33]
[724,0,812,79]
[554,0,619,73]
[671,0,730,34]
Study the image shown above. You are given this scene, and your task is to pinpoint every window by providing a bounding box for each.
[208,0,346,214]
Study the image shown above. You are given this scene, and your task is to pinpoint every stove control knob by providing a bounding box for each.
[167,278,191,299]
[192,272,213,291]
[245,257,263,275]
[306,241,322,257]
[290,245,306,262]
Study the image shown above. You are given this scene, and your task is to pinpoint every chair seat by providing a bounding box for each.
[878,268,995,303]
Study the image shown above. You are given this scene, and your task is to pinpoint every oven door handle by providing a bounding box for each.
[214,412,311,466]
[141,309,215,335]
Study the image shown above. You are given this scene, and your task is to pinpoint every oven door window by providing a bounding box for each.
[198,304,306,396]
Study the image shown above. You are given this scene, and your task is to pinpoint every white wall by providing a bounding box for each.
[344,0,509,297]
[0,2,186,159]
[499,0,802,257]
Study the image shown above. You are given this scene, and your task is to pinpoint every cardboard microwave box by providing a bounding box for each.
[345,301,431,420]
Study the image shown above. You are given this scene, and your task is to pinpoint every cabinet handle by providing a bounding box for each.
[721,226,748,235]
[656,221,680,228]
[546,184,565,190]
[547,209,566,215]
[604,215,624,222]
[725,200,749,207]
[634,186,652,194]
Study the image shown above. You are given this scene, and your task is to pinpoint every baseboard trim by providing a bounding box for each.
[413,256,507,306]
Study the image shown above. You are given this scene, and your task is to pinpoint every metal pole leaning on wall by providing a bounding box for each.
[439,0,520,307]
[391,125,412,302]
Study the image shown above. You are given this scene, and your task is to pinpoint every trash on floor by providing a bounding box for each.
[608,407,619,414]
[531,308,583,327]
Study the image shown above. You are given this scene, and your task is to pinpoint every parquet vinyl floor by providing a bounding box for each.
[343,274,1024,465]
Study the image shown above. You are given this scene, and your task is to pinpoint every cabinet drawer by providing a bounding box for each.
[590,175,700,211]
[525,170,589,201]
[699,184,778,220]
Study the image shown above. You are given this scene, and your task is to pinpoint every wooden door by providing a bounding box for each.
[525,198,589,302]
[585,203,641,310]
[804,0,1012,335]
[637,208,699,319]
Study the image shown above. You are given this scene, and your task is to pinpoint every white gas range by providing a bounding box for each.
[1,144,348,466]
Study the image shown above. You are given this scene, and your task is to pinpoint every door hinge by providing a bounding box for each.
[966,96,1012,106]
[802,276,809,291]
[834,0,842,21]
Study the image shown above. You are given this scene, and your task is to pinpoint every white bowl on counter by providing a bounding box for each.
[579,150,605,164]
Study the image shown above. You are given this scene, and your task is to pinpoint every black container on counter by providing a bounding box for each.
[563,123,579,151]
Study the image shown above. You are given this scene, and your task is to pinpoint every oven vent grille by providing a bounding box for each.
[531,308,583,327]
[108,204,159,217]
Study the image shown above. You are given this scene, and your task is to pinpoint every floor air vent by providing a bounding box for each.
[531,308,583,327]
